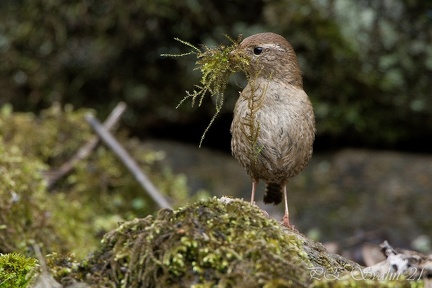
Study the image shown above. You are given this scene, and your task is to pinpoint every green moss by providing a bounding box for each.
[164,36,249,147]
[0,253,37,288]
[49,197,426,287]
[0,104,201,258]
[164,35,274,158]
[59,198,317,287]
[0,137,65,254]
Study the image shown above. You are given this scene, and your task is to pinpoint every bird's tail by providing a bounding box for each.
[263,183,283,205]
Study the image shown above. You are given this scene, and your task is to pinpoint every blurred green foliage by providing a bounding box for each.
[0,0,431,149]
[0,105,203,258]
[0,132,61,253]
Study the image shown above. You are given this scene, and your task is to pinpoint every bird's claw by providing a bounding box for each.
[282,214,292,228]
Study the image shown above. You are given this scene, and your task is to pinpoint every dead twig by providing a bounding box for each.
[46,102,127,189]
[31,244,63,288]
[85,114,172,210]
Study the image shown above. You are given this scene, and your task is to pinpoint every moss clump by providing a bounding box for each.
[164,37,249,146]
[50,197,426,287]
[0,253,37,288]
[57,198,348,287]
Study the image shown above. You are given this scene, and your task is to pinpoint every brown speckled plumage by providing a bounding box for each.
[230,32,315,226]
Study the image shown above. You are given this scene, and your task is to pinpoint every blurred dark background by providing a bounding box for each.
[1,0,431,153]
[1,0,432,258]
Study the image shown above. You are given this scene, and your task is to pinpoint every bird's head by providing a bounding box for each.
[234,32,303,88]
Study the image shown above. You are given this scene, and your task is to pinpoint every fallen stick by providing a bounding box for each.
[85,114,172,210]
[46,102,127,189]
[363,241,432,281]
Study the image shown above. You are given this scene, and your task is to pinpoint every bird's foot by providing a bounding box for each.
[282,214,293,229]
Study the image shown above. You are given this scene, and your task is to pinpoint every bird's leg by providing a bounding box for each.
[250,179,258,205]
[282,185,291,227]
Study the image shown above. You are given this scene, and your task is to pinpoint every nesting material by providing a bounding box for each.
[163,36,249,146]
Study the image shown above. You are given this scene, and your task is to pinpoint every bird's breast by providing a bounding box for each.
[231,81,315,182]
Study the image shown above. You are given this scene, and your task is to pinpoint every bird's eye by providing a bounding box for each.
[253,47,263,55]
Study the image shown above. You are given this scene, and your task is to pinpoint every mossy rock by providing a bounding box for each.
[55,197,426,287]
[56,197,417,288]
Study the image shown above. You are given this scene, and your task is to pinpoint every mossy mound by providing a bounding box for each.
[60,197,359,287]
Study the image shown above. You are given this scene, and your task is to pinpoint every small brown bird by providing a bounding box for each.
[231,32,315,226]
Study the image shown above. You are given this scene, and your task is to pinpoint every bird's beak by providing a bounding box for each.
[229,47,245,62]
[229,48,237,60]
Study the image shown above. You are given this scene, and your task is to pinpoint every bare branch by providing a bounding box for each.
[85,114,172,210]
[46,102,127,189]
